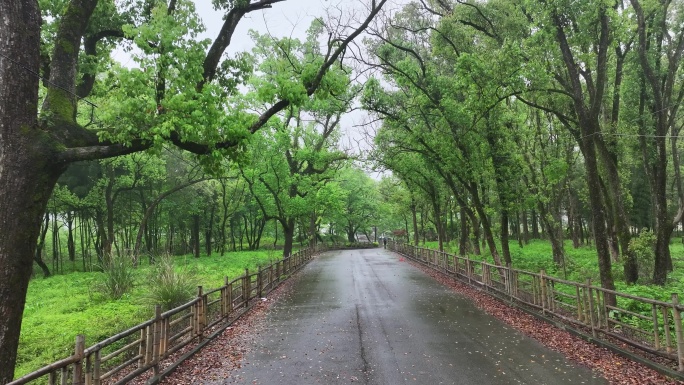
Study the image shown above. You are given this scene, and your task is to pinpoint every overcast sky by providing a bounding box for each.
[196,0,326,54]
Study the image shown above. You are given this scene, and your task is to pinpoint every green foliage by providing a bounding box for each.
[142,255,197,311]
[628,230,656,283]
[94,253,136,300]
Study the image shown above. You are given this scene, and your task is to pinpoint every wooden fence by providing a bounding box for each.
[389,241,684,375]
[9,247,317,385]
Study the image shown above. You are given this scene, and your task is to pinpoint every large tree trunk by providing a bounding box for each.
[35,214,52,278]
[347,223,356,243]
[459,205,468,256]
[467,183,503,266]
[0,5,66,382]
[0,163,63,383]
[282,218,296,258]
[521,209,529,244]
[206,200,216,256]
[531,209,540,239]
[192,214,200,258]
[500,210,511,265]
[411,200,419,246]
[66,211,76,262]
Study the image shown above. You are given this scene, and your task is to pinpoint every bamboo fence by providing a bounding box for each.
[8,246,317,385]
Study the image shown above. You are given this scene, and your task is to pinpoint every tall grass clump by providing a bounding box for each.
[143,255,197,311]
[95,254,136,299]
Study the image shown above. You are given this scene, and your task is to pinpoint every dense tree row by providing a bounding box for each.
[364,0,684,299]
[39,150,380,277]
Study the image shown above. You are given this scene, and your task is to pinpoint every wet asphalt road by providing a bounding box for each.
[219,249,607,385]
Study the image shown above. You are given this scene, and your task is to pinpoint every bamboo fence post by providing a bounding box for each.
[595,289,604,329]
[602,290,610,331]
[274,262,279,284]
[73,335,85,385]
[270,263,275,291]
[153,305,162,374]
[199,286,207,339]
[586,279,596,337]
[227,281,234,314]
[221,276,229,318]
[243,269,249,307]
[670,293,684,371]
[145,323,153,364]
[257,266,263,298]
[92,350,101,385]
[540,270,547,314]
[513,270,519,298]
[664,306,674,353]
[466,255,471,285]
[575,285,582,321]
[652,303,661,351]
[138,328,146,367]
[49,372,56,385]
[505,263,512,300]
[85,351,92,385]
[61,366,67,385]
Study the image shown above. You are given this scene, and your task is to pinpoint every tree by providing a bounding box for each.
[0,0,387,380]
[629,0,684,284]
[333,167,380,243]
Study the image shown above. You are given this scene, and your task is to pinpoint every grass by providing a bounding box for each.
[16,249,282,379]
[422,238,684,301]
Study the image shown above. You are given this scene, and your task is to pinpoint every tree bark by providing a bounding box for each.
[206,198,216,256]
[192,214,200,259]
[35,213,52,278]
[0,5,67,380]
[411,199,419,246]
[531,209,540,239]
[521,209,529,244]
[282,218,296,258]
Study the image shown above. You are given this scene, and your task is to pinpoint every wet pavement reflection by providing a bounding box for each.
[217,249,607,385]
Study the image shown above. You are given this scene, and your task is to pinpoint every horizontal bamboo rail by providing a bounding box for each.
[389,241,684,374]
[9,246,319,385]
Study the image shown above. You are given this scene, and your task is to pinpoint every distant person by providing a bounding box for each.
[383,237,387,249]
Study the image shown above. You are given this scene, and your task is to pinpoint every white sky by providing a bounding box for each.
[196,0,325,54]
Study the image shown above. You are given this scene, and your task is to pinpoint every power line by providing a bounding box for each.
[0,52,98,108]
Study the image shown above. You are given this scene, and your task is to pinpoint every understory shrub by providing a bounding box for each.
[94,254,136,300]
[143,255,197,311]
[628,230,656,283]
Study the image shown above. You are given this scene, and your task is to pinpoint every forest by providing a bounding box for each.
[3,0,684,382]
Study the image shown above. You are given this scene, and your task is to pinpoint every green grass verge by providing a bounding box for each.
[16,250,283,379]
[421,239,684,301]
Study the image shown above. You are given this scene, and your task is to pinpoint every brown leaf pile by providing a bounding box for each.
[156,275,303,385]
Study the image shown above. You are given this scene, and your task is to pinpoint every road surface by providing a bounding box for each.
[216,248,606,384]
